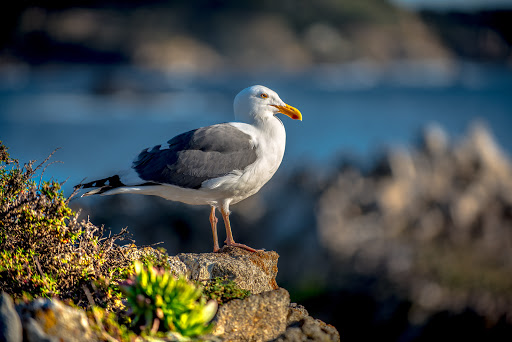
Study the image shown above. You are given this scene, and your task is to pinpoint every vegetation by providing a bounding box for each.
[202,277,251,305]
[0,141,144,310]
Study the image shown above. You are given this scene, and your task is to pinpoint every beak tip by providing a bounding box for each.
[272,103,302,121]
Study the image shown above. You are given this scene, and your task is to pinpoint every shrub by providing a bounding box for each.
[0,141,140,310]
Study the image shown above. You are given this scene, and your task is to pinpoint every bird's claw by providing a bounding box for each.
[215,242,264,253]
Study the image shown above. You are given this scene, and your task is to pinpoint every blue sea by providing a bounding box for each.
[1,61,511,192]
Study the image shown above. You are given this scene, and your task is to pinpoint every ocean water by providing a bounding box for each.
[1,61,511,192]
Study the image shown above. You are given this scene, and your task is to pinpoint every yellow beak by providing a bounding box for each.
[271,104,302,121]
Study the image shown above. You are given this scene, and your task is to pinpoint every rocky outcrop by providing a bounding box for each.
[168,246,279,294]
[170,247,339,341]
[0,247,339,342]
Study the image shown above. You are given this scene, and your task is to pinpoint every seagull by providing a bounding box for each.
[76,85,302,252]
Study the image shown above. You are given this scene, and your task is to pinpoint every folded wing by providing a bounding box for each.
[133,124,258,189]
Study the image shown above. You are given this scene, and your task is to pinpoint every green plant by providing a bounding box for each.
[0,141,139,311]
[121,261,217,338]
[202,277,251,305]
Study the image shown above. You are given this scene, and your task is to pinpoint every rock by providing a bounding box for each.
[270,303,340,342]
[273,316,341,342]
[23,318,56,342]
[212,288,290,341]
[167,252,189,275]
[17,298,97,342]
[0,292,22,342]
[286,303,309,325]
[168,246,279,294]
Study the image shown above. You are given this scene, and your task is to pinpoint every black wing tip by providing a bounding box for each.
[74,175,125,196]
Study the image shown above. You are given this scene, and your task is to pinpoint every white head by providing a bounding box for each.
[233,85,302,124]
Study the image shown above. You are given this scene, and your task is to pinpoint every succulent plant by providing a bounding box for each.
[121,261,217,338]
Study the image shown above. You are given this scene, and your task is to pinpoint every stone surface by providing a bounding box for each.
[212,288,290,342]
[17,297,97,342]
[0,292,22,342]
[168,246,279,294]
[272,316,341,342]
[286,303,309,325]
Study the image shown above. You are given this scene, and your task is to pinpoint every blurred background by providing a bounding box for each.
[1,0,512,340]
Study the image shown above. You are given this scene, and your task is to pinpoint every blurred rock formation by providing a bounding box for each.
[317,123,512,323]
[4,1,496,71]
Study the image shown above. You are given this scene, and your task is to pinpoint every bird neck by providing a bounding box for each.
[253,115,285,138]
[252,117,286,168]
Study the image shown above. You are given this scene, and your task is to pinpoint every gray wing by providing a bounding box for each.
[133,124,258,189]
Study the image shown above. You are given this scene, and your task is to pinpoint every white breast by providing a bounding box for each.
[198,118,286,205]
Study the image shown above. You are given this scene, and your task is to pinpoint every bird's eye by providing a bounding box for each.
[260,93,269,99]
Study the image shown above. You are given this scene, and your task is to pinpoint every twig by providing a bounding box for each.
[38,161,64,188]
[34,257,54,296]
[34,148,61,172]
[33,147,62,187]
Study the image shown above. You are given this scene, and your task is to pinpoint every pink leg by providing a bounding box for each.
[209,206,220,252]
[220,207,262,252]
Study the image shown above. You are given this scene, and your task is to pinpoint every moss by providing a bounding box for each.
[202,276,251,305]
